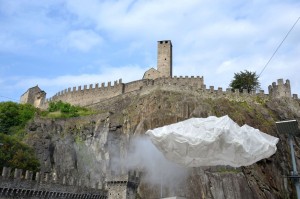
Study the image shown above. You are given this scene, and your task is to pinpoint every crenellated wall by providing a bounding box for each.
[33,76,299,110]
[41,76,205,109]
[268,79,292,98]
[44,79,124,107]
[0,167,107,199]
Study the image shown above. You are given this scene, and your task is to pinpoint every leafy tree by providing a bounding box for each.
[229,70,260,93]
[0,102,19,134]
[0,133,40,171]
[0,102,36,134]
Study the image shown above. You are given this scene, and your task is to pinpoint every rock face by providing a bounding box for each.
[25,86,300,199]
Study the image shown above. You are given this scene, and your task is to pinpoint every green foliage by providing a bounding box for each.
[45,100,92,118]
[229,70,260,93]
[0,101,36,135]
[0,133,40,171]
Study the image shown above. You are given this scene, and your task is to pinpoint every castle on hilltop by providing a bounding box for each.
[20,40,298,108]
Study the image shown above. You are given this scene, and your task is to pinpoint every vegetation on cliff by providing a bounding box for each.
[42,100,94,118]
[0,101,95,171]
[0,101,40,171]
[0,133,40,171]
[0,101,36,136]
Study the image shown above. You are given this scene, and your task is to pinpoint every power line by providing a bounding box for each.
[0,95,18,102]
[258,17,300,78]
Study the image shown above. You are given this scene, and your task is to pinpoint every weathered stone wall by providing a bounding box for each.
[105,171,139,199]
[37,75,299,111]
[20,91,29,104]
[269,79,292,98]
[45,79,124,107]
[0,167,107,199]
[123,80,145,94]
[143,68,161,79]
[20,86,46,108]
[41,76,205,109]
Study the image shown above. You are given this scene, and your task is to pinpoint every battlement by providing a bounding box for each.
[105,170,140,184]
[32,76,299,110]
[0,167,107,198]
[38,76,205,109]
[20,41,299,109]
[268,79,292,98]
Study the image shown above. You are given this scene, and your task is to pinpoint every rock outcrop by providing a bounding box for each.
[24,85,300,199]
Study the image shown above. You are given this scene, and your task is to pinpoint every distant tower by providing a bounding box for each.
[157,40,172,77]
[268,79,292,98]
[20,85,46,108]
[143,40,173,79]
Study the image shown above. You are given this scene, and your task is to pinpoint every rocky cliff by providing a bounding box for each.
[24,85,300,198]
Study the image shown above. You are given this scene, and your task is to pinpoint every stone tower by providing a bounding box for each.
[157,40,172,77]
[105,170,140,199]
[20,85,46,108]
[268,79,291,98]
[143,40,173,79]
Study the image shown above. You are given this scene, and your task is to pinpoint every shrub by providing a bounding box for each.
[0,133,40,171]
[0,102,36,135]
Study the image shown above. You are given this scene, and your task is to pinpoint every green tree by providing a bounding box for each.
[229,70,260,93]
[0,133,40,171]
[0,102,36,134]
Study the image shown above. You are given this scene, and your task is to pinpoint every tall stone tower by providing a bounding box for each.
[143,40,173,79]
[157,40,172,77]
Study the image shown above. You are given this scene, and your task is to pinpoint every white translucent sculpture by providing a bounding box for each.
[146,115,279,167]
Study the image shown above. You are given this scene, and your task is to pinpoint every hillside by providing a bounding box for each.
[23,85,300,199]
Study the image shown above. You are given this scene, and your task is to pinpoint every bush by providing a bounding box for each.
[46,101,90,118]
[0,102,36,135]
[0,133,40,171]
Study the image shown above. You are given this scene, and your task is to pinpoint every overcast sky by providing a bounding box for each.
[0,0,299,102]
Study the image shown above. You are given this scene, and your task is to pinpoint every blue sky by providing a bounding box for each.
[0,0,300,102]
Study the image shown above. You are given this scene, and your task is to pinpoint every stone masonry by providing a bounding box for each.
[0,167,107,199]
[20,85,46,108]
[143,40,172,79]
[20,40,299,109]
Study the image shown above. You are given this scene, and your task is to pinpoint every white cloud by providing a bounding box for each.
[1,64,146,100]
[1,0,300,101]
[62,29,103,52]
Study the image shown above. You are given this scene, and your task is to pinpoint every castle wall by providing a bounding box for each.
[48,80,124,107]
[123,80,145,93]
[41,77,298,110]
[105,170,139,199]
[20,86,46,108]
[106,182,127,199]
[143,68,161,80]
[0,167,107,199]
[20,92,29,104]
[268,79,291,98]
